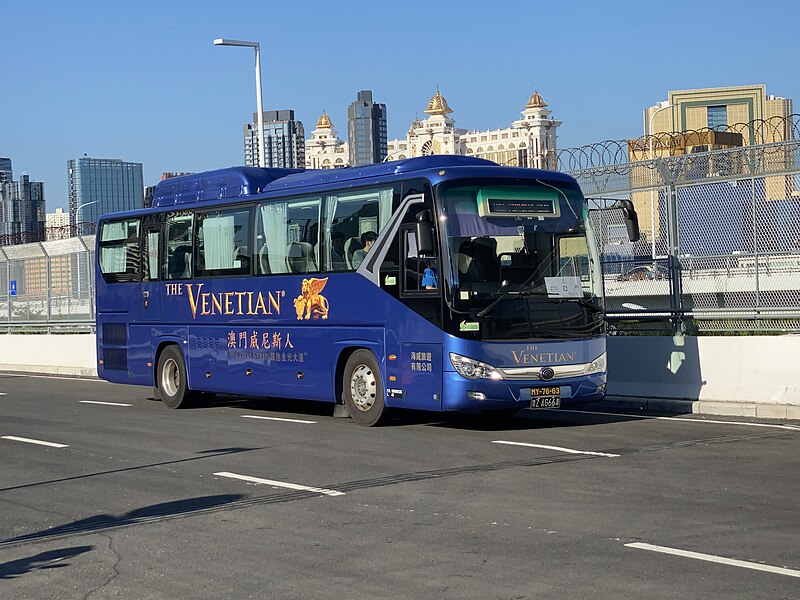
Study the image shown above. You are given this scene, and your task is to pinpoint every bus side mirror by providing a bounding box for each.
[415,210,435,257]
[614,200,641,243]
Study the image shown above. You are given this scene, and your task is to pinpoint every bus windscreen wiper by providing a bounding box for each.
[475,286,544,318]
[474,263,548,319]
[477,289,601,320]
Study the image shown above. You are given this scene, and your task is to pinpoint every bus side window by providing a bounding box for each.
[164,214,194,280]
[196,208,251,277]
[98,218,141,283]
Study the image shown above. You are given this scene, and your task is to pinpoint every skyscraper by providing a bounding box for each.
[347,90,388,166]
[67,156,144,234]
[0,171,46,244]
[0,158,12,182]
[244,110,305,168]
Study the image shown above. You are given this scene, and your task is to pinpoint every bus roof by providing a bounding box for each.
[151,156,579,210]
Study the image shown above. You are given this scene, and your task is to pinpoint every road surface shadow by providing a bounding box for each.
[171,393,693,431]
[0,545,94,579]
[0,495,245,548]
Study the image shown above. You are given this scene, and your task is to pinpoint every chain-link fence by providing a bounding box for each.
[2,134,799,334]
[0,235,95,332]
[579,138,800,333]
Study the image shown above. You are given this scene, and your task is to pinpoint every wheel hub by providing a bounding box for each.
[350,364,376,411]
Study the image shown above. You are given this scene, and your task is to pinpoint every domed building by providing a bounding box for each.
[386,89,561,169]
[306,88,562,170]
[304,112,349,169]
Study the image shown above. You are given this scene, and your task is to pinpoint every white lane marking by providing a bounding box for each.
[492,440,619,457]
[555,409,800,431]
[214,472,344,496]
[0,393,7,395]
[241,415,316,424]
[79,400,132,407]
[1,435,69,448]
[626,542,800,579]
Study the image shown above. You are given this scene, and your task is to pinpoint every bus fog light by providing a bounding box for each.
[467,391,486,400]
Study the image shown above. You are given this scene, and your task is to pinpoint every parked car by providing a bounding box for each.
[617,265,669,281]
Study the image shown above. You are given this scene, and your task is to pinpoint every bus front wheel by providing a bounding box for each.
[157,345,192,409]
[343,350,387,426]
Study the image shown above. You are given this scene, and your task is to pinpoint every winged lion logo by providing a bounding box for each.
[294,277,329,320]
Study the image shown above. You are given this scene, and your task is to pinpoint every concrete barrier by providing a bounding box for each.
[607,335,800,420]
[0,334,97,378]
[0,334,798,419]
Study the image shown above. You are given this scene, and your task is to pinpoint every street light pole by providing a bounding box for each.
[74,200,99,236]
[214,38,265,168]
[647,102,677,259]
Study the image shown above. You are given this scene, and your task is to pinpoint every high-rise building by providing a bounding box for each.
[67,156,144,234]
[643,85,793,145]
[0,158,12,182]
[347,90,388,166]
[45,207,70,240]
[0,172,46,244]
[244,110,305,168]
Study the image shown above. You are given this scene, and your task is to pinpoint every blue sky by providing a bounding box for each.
[3,0,798,209]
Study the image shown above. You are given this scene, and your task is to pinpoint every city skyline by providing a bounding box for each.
[3,0,799,210]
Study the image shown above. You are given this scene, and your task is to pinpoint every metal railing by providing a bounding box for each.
[0,235,96,333]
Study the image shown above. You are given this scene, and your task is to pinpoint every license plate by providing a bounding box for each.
[530,386,561,409]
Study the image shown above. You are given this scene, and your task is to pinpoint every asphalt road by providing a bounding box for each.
[1,374,799,600]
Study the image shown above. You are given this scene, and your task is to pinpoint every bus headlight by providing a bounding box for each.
[449,353,503,380]
[582,352,607,376]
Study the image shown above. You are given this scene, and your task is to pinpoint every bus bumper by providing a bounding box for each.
[441,372,606,412]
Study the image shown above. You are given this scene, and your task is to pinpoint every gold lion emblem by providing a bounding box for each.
[294,277,329,320]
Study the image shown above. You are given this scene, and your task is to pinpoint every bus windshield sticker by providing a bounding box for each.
[544,276,582,298]
[459,321,480,332]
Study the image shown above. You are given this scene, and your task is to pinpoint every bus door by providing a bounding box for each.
[140,218,163,322]
[397,224,442,411]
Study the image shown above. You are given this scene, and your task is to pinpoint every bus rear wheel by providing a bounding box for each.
[157,345,193,409]
[343,350,387,426]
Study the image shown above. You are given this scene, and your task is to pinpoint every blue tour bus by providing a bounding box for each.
[95,156,637,426]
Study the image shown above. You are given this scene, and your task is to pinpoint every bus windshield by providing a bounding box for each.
[439,183,603,340]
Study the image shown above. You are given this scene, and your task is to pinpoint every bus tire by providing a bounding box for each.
[157,345,193,409]
[343,349,387,427]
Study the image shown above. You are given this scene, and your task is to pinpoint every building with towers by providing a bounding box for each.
[306,88,561,171]
[386,89,561,169]
[305,113,349,169]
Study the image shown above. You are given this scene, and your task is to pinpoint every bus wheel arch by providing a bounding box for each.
[154,343,193,409]
[338,347,388,426]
